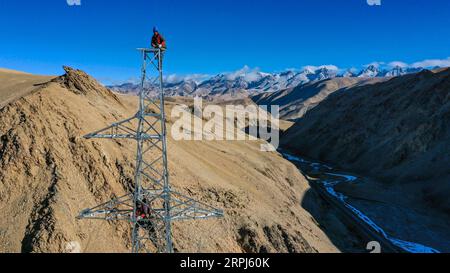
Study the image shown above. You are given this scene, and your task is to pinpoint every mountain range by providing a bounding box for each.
[280,68,450,252]
[251,77,386,120]
[108,65,430,99]
[282,68,450,215]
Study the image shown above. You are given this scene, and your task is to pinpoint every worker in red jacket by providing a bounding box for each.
[136,199,150,221]
[151,27,167,49]
[151,27,167,69]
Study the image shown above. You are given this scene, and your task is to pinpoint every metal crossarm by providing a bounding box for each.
[77,194,134,221]
[77,48,224,253]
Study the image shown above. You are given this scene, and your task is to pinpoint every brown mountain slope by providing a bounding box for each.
[281,69,450,214]
[0,68,54,109]
[0,67,339,253]
[252,77,384,120]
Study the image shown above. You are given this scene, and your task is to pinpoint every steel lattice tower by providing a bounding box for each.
[77,48,224,253]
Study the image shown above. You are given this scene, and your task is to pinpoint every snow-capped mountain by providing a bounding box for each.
[357,65,382,78]
[357,65,426,78]
[108,65,430,98]
[248,69,314,93]
[195,67,339,96]
[384,65,406,77]
[341,69,357,78]
[313,67,338,81]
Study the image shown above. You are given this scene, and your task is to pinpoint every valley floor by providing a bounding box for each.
[338,179,450,253]
[282,151,450,253]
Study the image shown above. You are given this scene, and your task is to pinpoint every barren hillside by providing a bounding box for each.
[282,69,450,214]
[252,77,384,120]
[0,67,339,253]
[0,68,54,109]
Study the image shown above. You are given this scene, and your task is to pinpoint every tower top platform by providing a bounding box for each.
[137,48,162,53]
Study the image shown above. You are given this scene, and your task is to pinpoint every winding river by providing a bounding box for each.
[282,152,440,253]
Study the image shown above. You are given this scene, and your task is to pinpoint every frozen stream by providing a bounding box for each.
[282,152,440,253]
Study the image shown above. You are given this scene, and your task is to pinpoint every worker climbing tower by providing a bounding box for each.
[77,48,224,253]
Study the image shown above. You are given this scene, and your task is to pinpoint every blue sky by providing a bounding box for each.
[1,0,450,84]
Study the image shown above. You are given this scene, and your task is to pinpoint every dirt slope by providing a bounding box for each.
[252,77,384,120]
[0,67,338,253]
[0,68,54,109]
[282,69,450,214]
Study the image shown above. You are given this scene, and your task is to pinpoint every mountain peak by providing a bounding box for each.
[341,69,356,78]
[55,66,120,103]
[358,65,381,78]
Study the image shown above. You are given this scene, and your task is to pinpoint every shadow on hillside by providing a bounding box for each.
[244,126,280,138]
[300,182,368,253]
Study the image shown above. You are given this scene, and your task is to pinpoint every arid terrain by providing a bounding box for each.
[0,69,54,109]
[282,69,450,213]
[252,77,385,120]
[281,69,450,251]
[0,67,350,253]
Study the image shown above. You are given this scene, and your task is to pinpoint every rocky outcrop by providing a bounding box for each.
[53,66,121,104]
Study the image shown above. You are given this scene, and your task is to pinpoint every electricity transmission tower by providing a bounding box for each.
[77,48,224,253]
